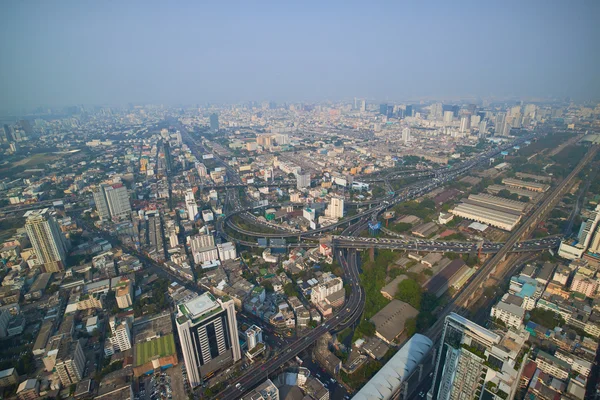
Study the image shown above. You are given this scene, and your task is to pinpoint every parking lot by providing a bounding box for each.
[137,370,174,400]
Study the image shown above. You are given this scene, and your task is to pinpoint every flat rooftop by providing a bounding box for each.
[179,292,220,321]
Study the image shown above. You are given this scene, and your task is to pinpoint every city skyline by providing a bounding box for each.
[1,0,599,112]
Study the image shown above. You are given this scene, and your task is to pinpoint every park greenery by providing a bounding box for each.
[528,308,565,328]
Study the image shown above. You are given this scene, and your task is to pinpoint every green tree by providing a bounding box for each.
[395,279,422,309]
[391,222,412,233]
[283,283,298,297]
[404,316,417,337]
[497,189,511,198]
[261,281,274,293]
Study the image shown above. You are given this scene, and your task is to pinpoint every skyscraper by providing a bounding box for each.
[429,313,529,400]
[296,171,311,190]
[54,339,86,386]
[325,197,344,219]
[460,116,471,133]
[176,293,241,387]
[495,112,508,136]
[93,184,131,221]
[429,313,501,400]
[25,209,69,272]
[185,189,198,221]
[429,103,443,120]
[358,99,366,112]
[379,103,388,115]
[245,325,263,351]
[402,127,411,144]
[210,113,219,132]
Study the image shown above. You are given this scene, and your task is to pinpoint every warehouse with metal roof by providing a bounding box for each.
[502,178,550,193]
[450,202,522,231]
[486,184,539,200]
[466,193,528,213]
[351,334,433,400]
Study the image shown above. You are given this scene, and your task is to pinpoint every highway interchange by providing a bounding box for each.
[207,132,545,399]
[177,125,598,400]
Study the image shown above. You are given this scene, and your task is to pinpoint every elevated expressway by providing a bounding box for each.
[215,135,540,399]
[425,144,599,342]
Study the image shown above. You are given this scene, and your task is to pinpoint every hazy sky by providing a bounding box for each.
[1,0,599,110]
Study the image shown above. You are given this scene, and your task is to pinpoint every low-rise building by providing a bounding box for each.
[369,299,419,345]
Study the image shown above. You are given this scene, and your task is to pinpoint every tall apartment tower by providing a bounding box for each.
[25,209,69,272]
[402,127,411,144]
[210,113,219,132]
[296,171,311,190]
[185,189,198,221]
[495,112,507,137]
[428,313,502,400]
[55,339,86,386]
[108,316,132,353]
[325,197,344,219]
[93,183,131,221]
[176,293,241,387]
[245,325,263,351]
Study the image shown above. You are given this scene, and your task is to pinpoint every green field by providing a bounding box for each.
[135,333,176,366]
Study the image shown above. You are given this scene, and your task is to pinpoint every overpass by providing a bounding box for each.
[425,144,599,342]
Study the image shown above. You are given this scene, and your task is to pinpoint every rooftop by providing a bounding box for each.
[179,292,220,322]
[352,334,433,400]
[370,299,419,343]
[134,333,176,367]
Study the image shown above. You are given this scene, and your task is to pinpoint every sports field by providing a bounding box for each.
[135,333,176,366]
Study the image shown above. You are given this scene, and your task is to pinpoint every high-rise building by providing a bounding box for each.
[296,171,311,190]
[429,103,443,120]
[495,112,507,136]
[93,184,131,221]
[429,313,527,400]
[210,113,219,132]
[325,197,344,219]
[189,234,215,251]
[478,120,488,136]
[358,99,366,112]
[108,316,132,353]
[443,111,454,123]
[2,124,14,142]
[176,293,241,387]
[379,103,388,115]
[588,225,600,253]
[241,379,279,400]
[402,127,411,144]
[185,189,198,222]
[578,204,600,251]
[115,279,133,309]
[196,162,208,178]
[460,116,471,133]
[405,105,413,118]
[25,209,68,272]
[429,313,500,399]
[54,339,86,386]
[245,325,263,351]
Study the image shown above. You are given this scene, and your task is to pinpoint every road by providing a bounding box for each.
[217,249,364,400]
[425,144,598,343]
[222,134,536,240]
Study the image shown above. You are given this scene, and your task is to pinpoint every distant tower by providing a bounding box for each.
[25,209,69,272]
[93,184,131,221]
[460,116,471,133]
[402,127,411,144]
[210,113,219,132]
[185,189,198,222]
[495,112,507,136]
